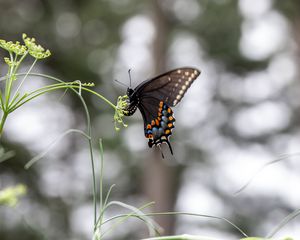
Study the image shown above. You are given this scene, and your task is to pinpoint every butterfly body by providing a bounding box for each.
[124,67,201,155]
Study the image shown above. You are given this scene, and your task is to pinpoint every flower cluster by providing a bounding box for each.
[0,34,51,63]
[114,95,129,131]
[0,40,27,56]
[22,33,51,59]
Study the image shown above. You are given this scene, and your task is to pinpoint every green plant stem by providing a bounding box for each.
[98,139,104,234]
[266,208,300,238]
[5,67,13,107]
[4,52,14,96]
[9,58,37,107]
[7,86,66,112]
[76,87,97,228]
[26,72,99,228]
[4,52,28,109]
[0,112,8,138]
[8,84,108,113]
[8,83,72,110]
[0,73,117,111]
[0,91,5,110]
[26,73,116,109]
[96,184,116,228]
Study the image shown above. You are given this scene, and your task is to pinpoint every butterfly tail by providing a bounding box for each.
[158,145,165,159]
[166,140,173,155]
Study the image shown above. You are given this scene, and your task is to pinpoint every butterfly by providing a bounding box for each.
[124,67,201,157]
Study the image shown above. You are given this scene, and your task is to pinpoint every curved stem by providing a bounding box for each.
[266,208,300,238]
[102,212,248,238]
[27,73,116,109]
[99,201,158,238]
[72,86,97,228]
[25,129,91,169]
[9,83,116,113]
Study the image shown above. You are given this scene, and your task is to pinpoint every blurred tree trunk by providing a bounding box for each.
[142,0,179,236]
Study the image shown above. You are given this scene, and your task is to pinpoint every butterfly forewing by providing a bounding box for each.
[139,67,201,107]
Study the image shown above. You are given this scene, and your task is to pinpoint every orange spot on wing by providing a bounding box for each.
[159,101,163,107]
[167,108,172,113]
[146,134,153,139]
[165,129,171,135]
[151,120,155,126]
[147,124,151,129]
[155,119,159,126]
[168,123,173,128]
[168,116,174,121]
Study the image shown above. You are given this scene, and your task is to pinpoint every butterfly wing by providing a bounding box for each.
[138,98,175,155]
[136,67,201,107]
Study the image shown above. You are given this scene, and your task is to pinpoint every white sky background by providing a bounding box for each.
[2,0,300,239]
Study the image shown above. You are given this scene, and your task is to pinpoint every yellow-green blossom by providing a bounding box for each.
[0,184,27,207]
[22,33,51,59]
[0,39,27,55]
[114,95,129,131]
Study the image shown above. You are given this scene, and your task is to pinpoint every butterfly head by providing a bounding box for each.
[126,88,134,98]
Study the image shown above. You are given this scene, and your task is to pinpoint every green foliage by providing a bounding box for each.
[0,34,52,137]
[0,34,128,139]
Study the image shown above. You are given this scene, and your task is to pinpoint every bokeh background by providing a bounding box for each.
[1,0,300,239]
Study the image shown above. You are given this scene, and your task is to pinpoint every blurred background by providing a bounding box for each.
[1,0,300,239]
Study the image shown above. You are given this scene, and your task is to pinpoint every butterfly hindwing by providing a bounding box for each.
[138,99,175,154]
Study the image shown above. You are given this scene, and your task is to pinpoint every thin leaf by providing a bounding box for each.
[235,153,300,195]
[100,201,160,238]
[25,129,90,169]
[266,208,300,238]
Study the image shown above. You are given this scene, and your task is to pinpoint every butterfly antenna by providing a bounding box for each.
[114,79,128,88]
[128,69,132,88]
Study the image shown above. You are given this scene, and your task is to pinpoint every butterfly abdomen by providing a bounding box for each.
[145,101,175,151]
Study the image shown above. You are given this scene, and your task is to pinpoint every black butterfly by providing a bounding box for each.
[124,67,201,156]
